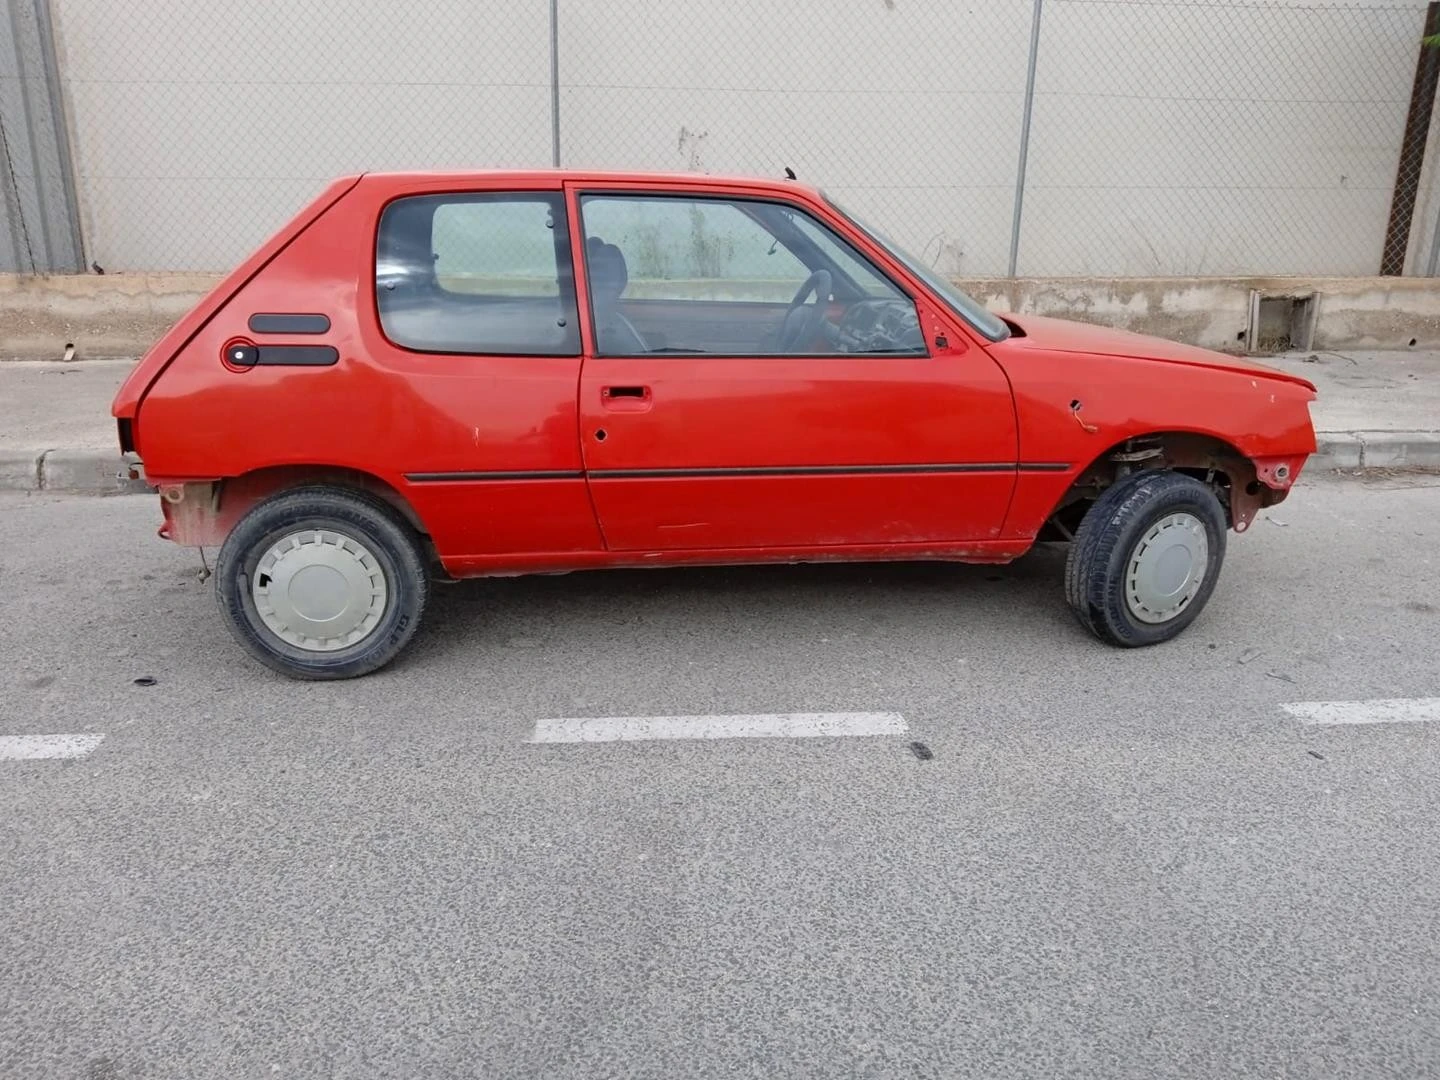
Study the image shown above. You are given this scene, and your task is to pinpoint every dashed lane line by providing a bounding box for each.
[0,734,106,760]
[529,712,908,744]
[1281,698,1440,726]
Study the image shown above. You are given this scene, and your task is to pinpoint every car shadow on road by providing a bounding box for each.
[419,543,1073,646]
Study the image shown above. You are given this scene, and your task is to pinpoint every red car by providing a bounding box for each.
[113,170,1317,679]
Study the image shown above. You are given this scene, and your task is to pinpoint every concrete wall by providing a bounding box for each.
[557,0,1436,278]
[47,0,553,272]
[1020,0,1438,279]
[0,271,213,358]
[961,276,1440,353]
[7,271,1440,361]
[40,0,1440,277]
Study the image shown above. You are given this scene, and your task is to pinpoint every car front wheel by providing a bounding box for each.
[1064,470,1227,647]
[215,486,429,679]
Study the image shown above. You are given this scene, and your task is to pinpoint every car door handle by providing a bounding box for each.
[601,385,652,411]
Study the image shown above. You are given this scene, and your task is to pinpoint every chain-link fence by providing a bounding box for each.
[556,0,1038,279]
[2,0,1437,277]
[1022,0,1435,277]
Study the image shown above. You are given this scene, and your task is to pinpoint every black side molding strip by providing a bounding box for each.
[404,463,1072,483]
[406,470,584,482]
[249,313,331,335]
[590,462,1073,479]
[255,345,338,367]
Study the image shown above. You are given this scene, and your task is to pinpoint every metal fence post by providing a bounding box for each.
[32,0,81,265]
[549,0,561,168]
[1427,199,1440,276]
[1381,2,1440,275]
[1,0,84,273]
[1007,0,1044,278]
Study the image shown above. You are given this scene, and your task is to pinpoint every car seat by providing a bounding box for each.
[586,236,648,354]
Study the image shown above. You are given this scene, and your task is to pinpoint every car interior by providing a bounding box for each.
[580,198,926,357]
[375,194,581,356]
[374,193,925,358]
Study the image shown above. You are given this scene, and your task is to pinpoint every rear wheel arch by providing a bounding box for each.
[159,465,436,558]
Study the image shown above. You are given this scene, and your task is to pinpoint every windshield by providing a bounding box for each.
[823,194,1010,342]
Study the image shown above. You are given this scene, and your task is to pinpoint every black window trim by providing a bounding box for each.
[373,188,582,359]
[574,189,929,361]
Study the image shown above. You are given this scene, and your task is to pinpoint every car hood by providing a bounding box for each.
[992,313,1317,391]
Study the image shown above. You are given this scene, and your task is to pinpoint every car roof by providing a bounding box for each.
[357,169,823,197]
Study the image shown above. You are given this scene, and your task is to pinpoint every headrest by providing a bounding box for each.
[586,236,628,303]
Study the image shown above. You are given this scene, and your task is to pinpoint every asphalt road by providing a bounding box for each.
[3,475,1439,1079]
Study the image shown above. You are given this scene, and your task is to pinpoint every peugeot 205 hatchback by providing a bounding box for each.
[112,171,1317,679]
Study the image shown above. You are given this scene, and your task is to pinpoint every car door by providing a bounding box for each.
[357,181,603,563]
[570,185,1020,552]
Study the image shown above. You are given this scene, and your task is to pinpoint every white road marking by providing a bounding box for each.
[1281,698,1440,726]
[530,712,908,744]
[0,734,106,760]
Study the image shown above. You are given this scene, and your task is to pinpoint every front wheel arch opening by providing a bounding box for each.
[1039,432,1279,541]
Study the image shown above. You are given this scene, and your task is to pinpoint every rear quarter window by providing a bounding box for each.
[376,192,579,356]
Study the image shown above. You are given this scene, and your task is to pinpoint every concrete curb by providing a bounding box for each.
[2,435,1437,496]
[1310,431,1440,472]
[0,450,46,492]
[0,449,150,495]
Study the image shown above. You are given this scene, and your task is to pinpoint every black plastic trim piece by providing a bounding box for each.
[405,470,584,483]
[255,345,339,367]
[590,462,1072,479]
[403,463,1071,483]
[248,313,332,335]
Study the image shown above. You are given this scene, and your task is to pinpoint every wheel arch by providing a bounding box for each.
[156,464,433,551]
[1044,429,1282,537]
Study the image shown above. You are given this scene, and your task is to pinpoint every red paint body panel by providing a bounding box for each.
[998,314,1317,387]
[577,336,1018,549]
[987,314,1317,539]
[113,169,1317,576]
[113,176,363,426]
[586,473,1020,551]
[131,172,602,557]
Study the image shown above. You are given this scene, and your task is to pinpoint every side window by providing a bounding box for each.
[578,194,924,358]
[376,192,579,356]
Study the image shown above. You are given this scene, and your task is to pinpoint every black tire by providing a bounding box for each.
[1064,470,1227,647]
[215,486,429,679]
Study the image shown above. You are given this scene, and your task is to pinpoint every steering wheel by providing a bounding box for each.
[777,269,833,352]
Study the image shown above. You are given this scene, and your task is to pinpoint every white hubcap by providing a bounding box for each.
[252,529,388,651]
[1125,512,1209,624]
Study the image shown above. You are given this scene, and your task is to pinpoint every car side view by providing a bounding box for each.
[112,170,1318,679]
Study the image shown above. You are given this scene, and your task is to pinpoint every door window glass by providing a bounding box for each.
[578,194,924,357]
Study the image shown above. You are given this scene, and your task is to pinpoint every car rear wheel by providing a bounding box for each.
[1064,470,1227,647]
[215,486,428,679]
